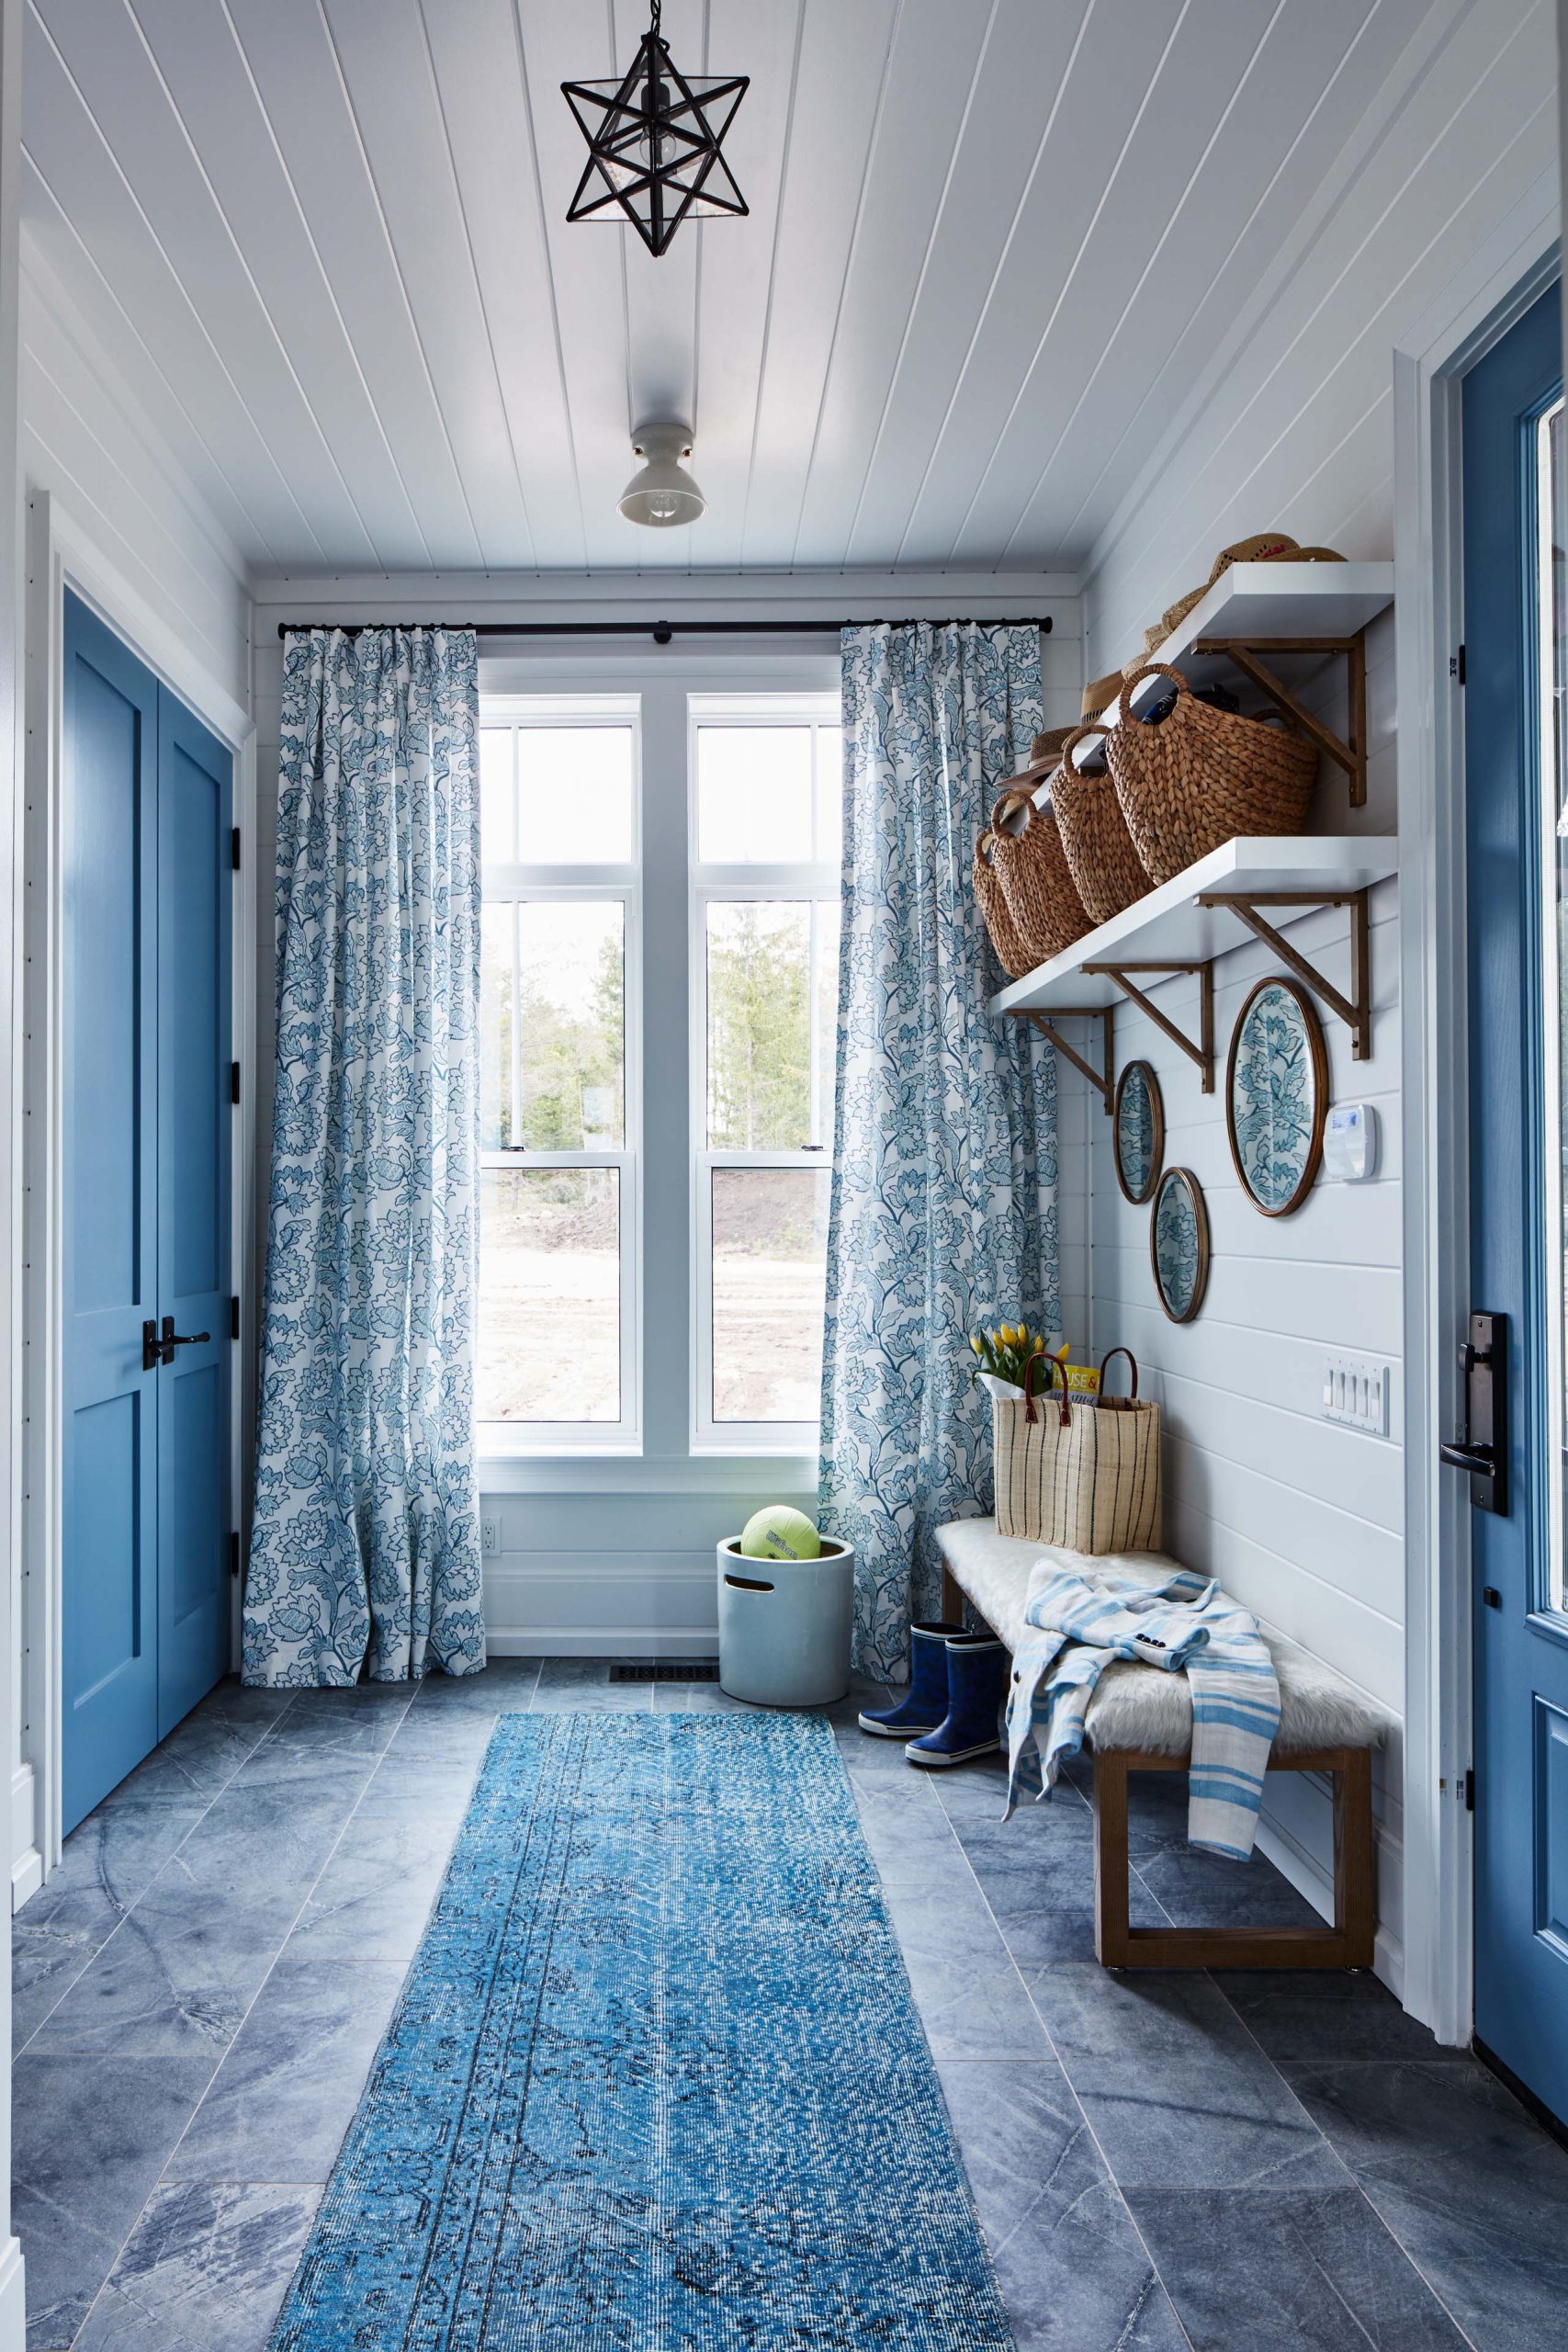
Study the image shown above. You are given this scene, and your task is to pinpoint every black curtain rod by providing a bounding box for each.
[275,616,1054,643]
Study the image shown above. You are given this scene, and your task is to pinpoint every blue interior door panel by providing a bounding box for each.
[156,691,232,1736]
[62,592,231,1832]
[1462,278,1568,2127]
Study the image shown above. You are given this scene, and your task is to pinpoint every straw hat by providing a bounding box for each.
[1081,669,1125,719]
[1117,536,1348,680]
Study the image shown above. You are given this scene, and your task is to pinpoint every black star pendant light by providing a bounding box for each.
[561,2,749,259]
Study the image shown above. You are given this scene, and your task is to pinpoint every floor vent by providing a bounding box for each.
[611,1659,720,1683]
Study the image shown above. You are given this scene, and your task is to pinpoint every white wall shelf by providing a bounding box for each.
[989,835,1399,1102]
[1045,561,1396,814]
[1086,560,1394,726]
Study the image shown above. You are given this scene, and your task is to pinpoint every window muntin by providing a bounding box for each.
[691,701,842,1451]
[478,702,638,1452]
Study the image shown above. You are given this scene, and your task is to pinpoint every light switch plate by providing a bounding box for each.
[1320,1351,1389,1436]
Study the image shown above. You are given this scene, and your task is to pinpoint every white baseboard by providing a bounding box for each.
[1254,1812,1405,2003]
[10,1845,40,1910]
[0,2234,25,2352]
[9,1761,33,1884]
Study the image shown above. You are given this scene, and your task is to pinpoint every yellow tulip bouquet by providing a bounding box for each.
[969,1326,1099,1403]
[969,1321,1048,1389]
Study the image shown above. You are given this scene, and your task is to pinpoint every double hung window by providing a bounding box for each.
[476,680,841,1465]
[477,701,639,1448]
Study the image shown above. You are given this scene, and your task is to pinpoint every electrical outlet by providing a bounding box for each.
[480,1517,500,1556]
[1320,1351,1390,1436]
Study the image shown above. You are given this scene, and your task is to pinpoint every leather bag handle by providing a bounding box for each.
[1022,1350,1071,1430]
[1097,1346,1140,1403]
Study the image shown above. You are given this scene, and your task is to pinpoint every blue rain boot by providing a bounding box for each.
[857,1621,964,1738]
[905,1634,1008,1769]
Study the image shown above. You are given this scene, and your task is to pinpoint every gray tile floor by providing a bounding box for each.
[12,1663,1568,2351]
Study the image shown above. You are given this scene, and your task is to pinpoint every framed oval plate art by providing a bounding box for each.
[1226,976,1329,1216]
[1113,1060,1165,1204]
[1150,1167,1209,1324]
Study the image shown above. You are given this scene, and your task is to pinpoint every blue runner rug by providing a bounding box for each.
[268,1710,1013,2349]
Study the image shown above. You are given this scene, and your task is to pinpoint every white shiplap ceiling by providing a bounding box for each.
[20,0,1438,577]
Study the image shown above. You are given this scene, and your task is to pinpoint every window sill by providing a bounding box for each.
[478,1451,817,1496]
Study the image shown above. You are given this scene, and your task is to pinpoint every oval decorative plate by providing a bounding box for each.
[1114,1060,1165,1204]
[1150,1166,1209,1324]
[1226,977,1328,1216]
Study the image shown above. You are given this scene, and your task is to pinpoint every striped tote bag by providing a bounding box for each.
[992,1349,1162,1555]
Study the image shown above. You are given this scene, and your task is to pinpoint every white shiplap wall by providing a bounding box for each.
[19,250,252,707]
[1084,628,1405,1973]
[1073,0,1558,1998]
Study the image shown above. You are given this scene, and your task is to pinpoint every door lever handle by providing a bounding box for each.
[1440,1310,1507,1514]
[143,1317,211,1370]
[1439,1438,1495,1476]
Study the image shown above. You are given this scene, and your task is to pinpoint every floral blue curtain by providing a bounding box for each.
[819,624,1059,1681]
[243,628,486,1687]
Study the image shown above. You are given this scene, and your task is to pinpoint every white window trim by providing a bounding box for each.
[687,695,841,1455]
[476,695,643,1457]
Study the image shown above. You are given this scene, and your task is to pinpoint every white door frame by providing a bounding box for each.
[18,488,256,1892]
[1395,185,1559,2046]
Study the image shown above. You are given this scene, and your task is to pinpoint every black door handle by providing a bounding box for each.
[143,1317,211,1370]
[1441,1311,1507,1515]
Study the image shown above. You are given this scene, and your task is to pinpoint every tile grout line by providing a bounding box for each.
[67,1683,426,2351]
[14,1691,308,2060]
[853,1747,1201,2352]
[1001,1764,1484,2352]
[1212,1990,1486,2352]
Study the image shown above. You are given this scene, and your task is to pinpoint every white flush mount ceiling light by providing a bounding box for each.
[619,423,705,528]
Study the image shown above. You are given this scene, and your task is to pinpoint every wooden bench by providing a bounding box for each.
[938,1521,1385,1972]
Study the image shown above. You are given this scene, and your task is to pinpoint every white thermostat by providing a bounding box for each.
[1324,1102,1379,1182]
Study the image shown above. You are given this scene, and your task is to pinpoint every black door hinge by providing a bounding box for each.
[1483,1585,1502,1609]
[231,827,242,871]
[1450,644,1466,684]
[230,1531,241,1580]
[1463,1766,1475,1812]
[230,1061,241,1105]
[230,1295,240,1340]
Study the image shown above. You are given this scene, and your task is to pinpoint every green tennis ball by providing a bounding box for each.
[739,1505,821,1562]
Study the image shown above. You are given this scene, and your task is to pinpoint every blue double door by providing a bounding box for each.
[62,592,232,1835]
[1461,281,1568,2127]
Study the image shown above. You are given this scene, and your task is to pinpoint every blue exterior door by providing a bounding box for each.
[62,593,231,1832]
[1461,279,1568,2127]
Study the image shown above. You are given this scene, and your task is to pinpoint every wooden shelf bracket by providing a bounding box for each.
[1192,631,1368,808]
[1014,1004,1114,1112]
[1081,960,1215,1093]
[1196,887,1371,1059]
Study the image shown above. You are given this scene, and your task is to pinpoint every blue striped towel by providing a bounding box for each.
[1004,1563,1280,1860]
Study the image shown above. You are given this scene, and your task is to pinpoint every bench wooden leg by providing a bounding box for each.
[1092,1752,1131,1966]
[1092,1746,1376,1970]
[940,1560,965,1626]
[1335,1744,1376,1969]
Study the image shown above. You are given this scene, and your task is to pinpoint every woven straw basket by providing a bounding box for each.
[992,1348,1161,1555]
[987,786,1093,967]
[1048,724,1153,926]
[1107,662,1319,886]
[973,826,1037,978]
